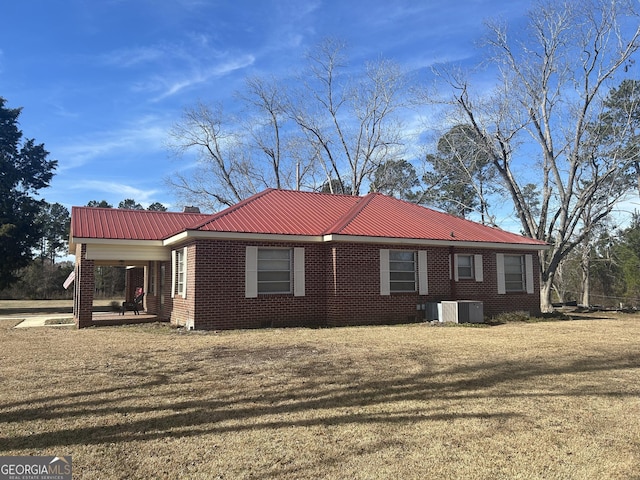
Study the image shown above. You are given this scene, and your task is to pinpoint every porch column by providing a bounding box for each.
[74,243,94,328]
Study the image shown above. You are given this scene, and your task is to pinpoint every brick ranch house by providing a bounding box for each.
[69,188,549,329]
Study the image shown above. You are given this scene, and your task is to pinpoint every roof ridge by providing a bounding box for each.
[189,188,275,231]
[73,206,210,215]
[323,192,378,235]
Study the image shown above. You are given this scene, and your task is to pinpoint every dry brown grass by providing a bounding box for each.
[0,314,639,479]
[0,299,115,315]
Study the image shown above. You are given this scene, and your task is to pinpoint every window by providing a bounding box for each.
[172,247,187,298]
[380,249,427,295]
[497,253,534,294]
[389,250,416,292]
[504,255,525,292]
[457,255,474,279]
[258,248,291,294]
[453,254,483,281]
[245,247,305,298]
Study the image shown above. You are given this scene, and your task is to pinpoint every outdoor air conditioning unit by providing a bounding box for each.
[440,301,484,323]
[425,302,439,321]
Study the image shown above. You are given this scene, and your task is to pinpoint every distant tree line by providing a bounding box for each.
[556,214,640,309]
[4,197,166,299]
[87,199,167,211]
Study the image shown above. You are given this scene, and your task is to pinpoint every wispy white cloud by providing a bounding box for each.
[101,46,166,68]
[70,180,160,204]
[54,118,169,172]
[99,31,256,101]
[146,54,256,101]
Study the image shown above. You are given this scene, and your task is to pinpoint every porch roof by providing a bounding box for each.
[70,207,211,242]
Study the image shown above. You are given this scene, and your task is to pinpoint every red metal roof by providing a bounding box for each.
[70,189,547,246]
[194,189,546,246]
[194,189,358,236]
[71,207,211,241]
[333,193,539,244]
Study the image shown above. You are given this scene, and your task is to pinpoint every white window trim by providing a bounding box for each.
[172,247,187,298]
[497,253,533,294]
[454,254,483,282]
[380,249,428,295]
[245,246,305,298]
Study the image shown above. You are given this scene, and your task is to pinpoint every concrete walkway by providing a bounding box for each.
[3,313,75,328]
[2,311,162,328]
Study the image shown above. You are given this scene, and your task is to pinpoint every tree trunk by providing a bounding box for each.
[581,247,590,307]
[540,279,554,313]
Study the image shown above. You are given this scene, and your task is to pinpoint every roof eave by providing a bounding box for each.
[323,234,550,250]
[70,237,166,247]
[163,230,549,250]
[163,230,323,245]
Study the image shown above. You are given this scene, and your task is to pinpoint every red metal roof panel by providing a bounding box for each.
[334,193,544,245]
[196,189,545,245]
[71,207,211,240]
[195,189,359,236]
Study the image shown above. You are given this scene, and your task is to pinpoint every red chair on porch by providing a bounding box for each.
[121,287,144,315]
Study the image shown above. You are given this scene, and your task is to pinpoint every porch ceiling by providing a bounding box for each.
[82,242,170,264]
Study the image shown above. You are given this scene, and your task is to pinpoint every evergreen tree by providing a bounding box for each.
[0,97,57,289]
[86,200,112,208]
[147,202,167,211]
[118,199,144,210]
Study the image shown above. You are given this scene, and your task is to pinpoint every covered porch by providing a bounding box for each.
[72,241,173,328]
[68,205,213,329]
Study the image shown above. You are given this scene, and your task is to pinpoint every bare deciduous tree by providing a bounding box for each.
[168,40,409,208]
[426,0,640,311]
[166,102,249,211]
[290,39,407,195]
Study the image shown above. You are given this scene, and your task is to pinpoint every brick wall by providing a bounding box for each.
[447,247,542,318]
[74,243,94,328]
[167,239,543,330]
[159,261,171,321]
[182,240,327,330]
[170,242,197,328]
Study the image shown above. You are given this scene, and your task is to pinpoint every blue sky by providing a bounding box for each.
[1,0,535,212]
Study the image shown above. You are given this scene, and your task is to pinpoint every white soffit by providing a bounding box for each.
[85,243,170,261]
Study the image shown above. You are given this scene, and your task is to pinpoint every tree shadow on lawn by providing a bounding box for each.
[1,342,639,454]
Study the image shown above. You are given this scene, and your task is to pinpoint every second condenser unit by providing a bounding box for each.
[440,300,484,323]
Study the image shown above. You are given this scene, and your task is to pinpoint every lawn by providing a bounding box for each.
[0,299,116,316]
[0,314,639,479]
